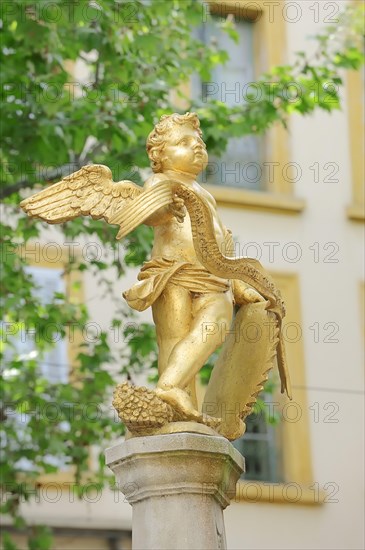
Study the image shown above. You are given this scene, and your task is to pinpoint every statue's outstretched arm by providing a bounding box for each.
[222,227,266,305]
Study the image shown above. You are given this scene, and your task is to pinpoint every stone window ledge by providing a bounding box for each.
[204,184,306,214]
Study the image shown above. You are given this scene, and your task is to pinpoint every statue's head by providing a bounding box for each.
[147,112,208,175]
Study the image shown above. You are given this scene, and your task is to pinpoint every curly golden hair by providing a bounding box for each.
[146,112,202,173]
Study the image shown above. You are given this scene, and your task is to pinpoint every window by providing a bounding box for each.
[193,18,265,190]
[2,246,84,476]
[3,265,69,384]
[233,394,283,483]
[2,264,71,471]
[233,273,320,504]
[29,265,68,383]
[173,0,306,214]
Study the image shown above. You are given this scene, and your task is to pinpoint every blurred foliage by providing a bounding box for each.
[0,1,364,548]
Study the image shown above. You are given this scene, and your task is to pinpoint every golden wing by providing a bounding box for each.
[20,164,142,225]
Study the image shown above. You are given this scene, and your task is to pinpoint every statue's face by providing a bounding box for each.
[161,124,208,175]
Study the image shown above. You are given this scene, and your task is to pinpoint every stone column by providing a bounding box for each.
[105,432,244,550]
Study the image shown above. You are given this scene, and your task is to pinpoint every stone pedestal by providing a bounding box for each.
[105,432,244,550]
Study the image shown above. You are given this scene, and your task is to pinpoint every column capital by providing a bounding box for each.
[106,433,244,509]
[106,433,245,549]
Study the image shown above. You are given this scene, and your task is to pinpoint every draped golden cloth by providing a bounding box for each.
[123,257,230,312]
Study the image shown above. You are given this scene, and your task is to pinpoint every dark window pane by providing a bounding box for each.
[193,18,264,190]
[233,399,283,483]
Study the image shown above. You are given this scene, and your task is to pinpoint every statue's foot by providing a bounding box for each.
[113,381,221,436]
[155,386,221,429]
[155,386,202,422]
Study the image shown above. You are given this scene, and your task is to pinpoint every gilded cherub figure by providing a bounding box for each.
[20,112,291,440]
[124,113,264,417]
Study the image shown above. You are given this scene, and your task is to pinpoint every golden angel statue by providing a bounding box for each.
[20,112,291,440]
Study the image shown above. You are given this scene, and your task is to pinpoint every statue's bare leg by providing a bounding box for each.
[155,291,233,416]
[152,284,198,408]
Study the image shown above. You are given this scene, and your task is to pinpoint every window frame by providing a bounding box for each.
[17,243,84,380]
[191,0,306,214]
[233,393,284,484]
[15,242,86,483]
[235,273,323,505]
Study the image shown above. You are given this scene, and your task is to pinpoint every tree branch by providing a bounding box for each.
[0,162,84,200]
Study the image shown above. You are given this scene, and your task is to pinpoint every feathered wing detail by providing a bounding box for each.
[20,165,142,225]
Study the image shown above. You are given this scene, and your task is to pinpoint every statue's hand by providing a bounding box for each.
[169,194,186,223]
[242,288,266,303]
